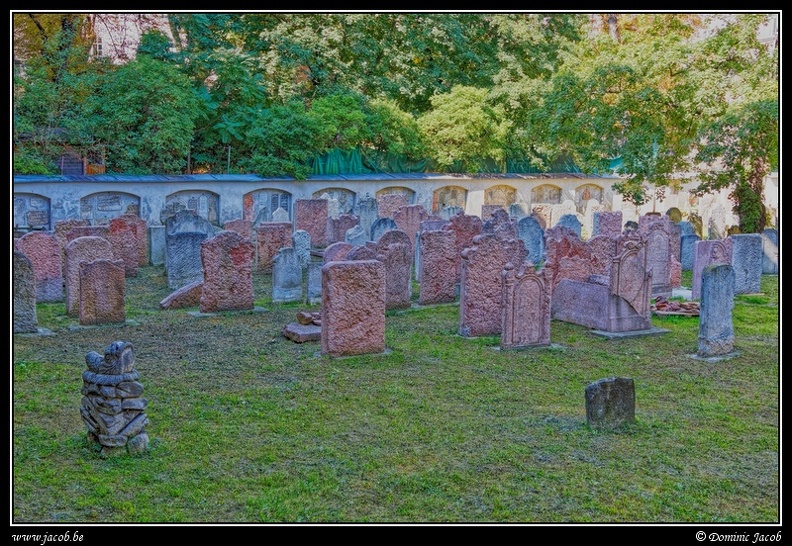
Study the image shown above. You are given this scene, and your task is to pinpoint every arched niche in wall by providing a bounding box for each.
[375,186,416,203]
[244,188,293,223]
[530,184,563,205]
[484,184,517,206]
[14,193,51,231]
[80,191,141,224]
[311,187,356,214]
[161,190,220,226]
[432,186,468,213]
[574,183,604,213]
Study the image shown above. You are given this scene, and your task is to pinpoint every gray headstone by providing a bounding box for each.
[556,214,582,238]
[166,232,208,290]
[371,217,398,242]
[439,206,463,220]
[272,247,303,303]
[680,234,700,271]
[585,377,635,430]
[292,230,311,268]
[306,261,322,305]
[678,221,695,237]
[761,228,778,275]
[272,207,289,223]
[345,224,367,247]
[509,202,528,220]
[730,233,763,294]
[698,264,735,357]
[149,225,166,266]
[352,196,378,242]
[517,215,545,264]
[13,251,38,333]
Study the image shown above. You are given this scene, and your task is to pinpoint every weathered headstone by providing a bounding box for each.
[15,231,63,303]
[680,234,700,271]
[438,205,464,220]
[255,222,293,273]
[65,236,115,316]
[761,228,778,275]
[678,221,695,237]
[79,259,126,326]
[306,261,322,305]
[295,199,330,248]
[159,280,203,310]
[323,242,355,263]
[272,247,303,303]
[346,245,378,261]
[639,215,673,298]
[481,204,505,221]
[292,229,312,268]
[585,377,635,430]
[371,217,398,242]
[321,260,386,357]
[418,230,457,305]
[377,194,409,219]
[394,204,429,257]
[272,207,290,223]
[165,232,207,290]
[107,216,142,277]
[352,195,379,242]
[697,264,736,357]
[223,219,254,241]
[544,227,617,289]
[200,231,254,313]
[555,214,582,238]
[376,229,413,310]
[345,224,367,247]
[328,214,359,244]
[149,225,166,266]
[692,238,733,300]
[509,202,528,220]
[459,233,527,337]
[444,212,484,284]
[81,341,150,456]
[500,261,552,349]
[13,251,38,334]
[516,216,545,265]
[730,233,763,294]
[67,225,110,243]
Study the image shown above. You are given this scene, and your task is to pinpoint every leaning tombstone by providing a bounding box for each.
[729,233,763,294]
[697,264,736,358]
[272,247,303,303]
[500,261,552,349]
[79,259,126,326]
[321,260,386,357]
[13,251,38,334]
[585,377,636,430]
[80,341,150,456]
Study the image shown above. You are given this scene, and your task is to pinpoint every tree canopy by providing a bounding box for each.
[12,12,779,231]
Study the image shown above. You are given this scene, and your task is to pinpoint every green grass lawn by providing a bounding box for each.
[12,266,779,523]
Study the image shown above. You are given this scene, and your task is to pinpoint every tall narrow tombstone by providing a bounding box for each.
[761,229,778,275]
[110,214,149,268]
[107,216,142,277]
[730,233,763,294]
[585,377,636,430]
[680,234,700,271]
[165,232,207,290]
[352,196,379,242]
[697,264,736,357]
[516,216,545,265]
[321,260,386,357]
[272,247,303,303]
[295,199,330,248]
[81,341,150,456]
[393,204,429,258]
[255,222,293,272]
[16,231,63,302]
[692,239,733,300]
[13,251,38,334]
[376,230,413,310]
[79,259,126,326]
[65,236,115,316]
[292,230,312,268]
[418,230,457,305]
[459,233,527,337]
[500,261,552,349]
[370,217,398,242]
[444,212,484,284]
[149,225,166,266]
[306,261,322,305]
[639,215,673,298]
[200,231,254,313]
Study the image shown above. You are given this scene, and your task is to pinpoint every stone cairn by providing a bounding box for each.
[80,341,150,456]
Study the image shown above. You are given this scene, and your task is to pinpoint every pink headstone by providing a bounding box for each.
[443,212,483,283]
[328,214,360,244]
[393,204,428,256]
[545,227,617,289]
[639,215,673,297]
[593,211,623,239]
[67,225,110,243]
[295,199,330,248]
[323,242,355,263]
[692,239,733,299]
[418,230,457,305]
[108,215,147,277]
[200,231,255,313]
[65,236,115,316]
[501,261,552,349]
[376,230,413,310]
[481,204,505,220]
[16,231,63,303]
[321,260,386,357]
[78,259,126,326]
[377,194,409,219]
[160,280,204,310]
[459,233,527,337]
[256,222,293,272]
[223,219,254,241]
